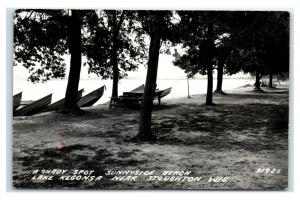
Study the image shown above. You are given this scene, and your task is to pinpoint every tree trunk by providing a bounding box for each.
[254,70,262,91]
[205,23,214,105]
[135,33,161,141]
[62,10,83,114]
[206,64,213,105]
[111,35,119,98]
[187,77,191,98]
[215,61,224,94]
[111,11,125,99]
[269,72,273,88]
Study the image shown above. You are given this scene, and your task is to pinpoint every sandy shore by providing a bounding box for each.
[12,85,289,190]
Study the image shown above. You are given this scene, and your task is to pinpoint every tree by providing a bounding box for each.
[134,11,174,141]
[14,10,69,82]
[214,34,233,94]
[14,9,98,114]
[63,10,83,114]
[173,11,234,105]
[83,10,148,99]
[265,12,289,88]
[226,11,289,91]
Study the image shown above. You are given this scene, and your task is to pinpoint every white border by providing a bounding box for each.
[1,0,299,200]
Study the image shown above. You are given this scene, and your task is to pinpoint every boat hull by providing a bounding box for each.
[78,86,105,107]
[14,94,52,116]
[13,92,22,111]
[39,89,84,113]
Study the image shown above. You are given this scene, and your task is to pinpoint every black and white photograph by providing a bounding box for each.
[11,9,290,190]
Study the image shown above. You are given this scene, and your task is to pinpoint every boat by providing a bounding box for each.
[155,87,172,105]
[13,92,22,111]
[77,86,105,107]
[14,94,52,116]
[38,89,84,113]
[130,84,144,92]
[158,87,172,98]
[20,100,34,106]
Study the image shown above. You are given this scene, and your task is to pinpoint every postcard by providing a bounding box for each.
[12,9,290,190]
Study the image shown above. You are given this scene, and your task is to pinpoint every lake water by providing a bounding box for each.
[13,77,257,106]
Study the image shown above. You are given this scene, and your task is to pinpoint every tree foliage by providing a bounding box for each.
[172,11,232,104]
[228,11,289,77]
[14,10,70,82]
[173,11,289,91]
[83,10,148,80]
[172,11,246,76]
[14,9,100,114]
[14,9,101,83]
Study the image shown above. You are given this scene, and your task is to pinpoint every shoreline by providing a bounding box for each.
[92,84,289,110]
[14,78,289,105]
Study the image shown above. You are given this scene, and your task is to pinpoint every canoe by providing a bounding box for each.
[20,100,34,106]
[14,94,52,116]
[130,84,144,92]
[77,86,105,107]
[13,92,22,111]
[154,87,172,105]
[159,87,172,98]
[38,89,84,113]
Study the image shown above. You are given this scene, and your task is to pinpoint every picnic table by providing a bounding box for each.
[122,89,164,105]
[109,85,171,108]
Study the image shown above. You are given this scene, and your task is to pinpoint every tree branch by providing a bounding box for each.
[116,10,126,33]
